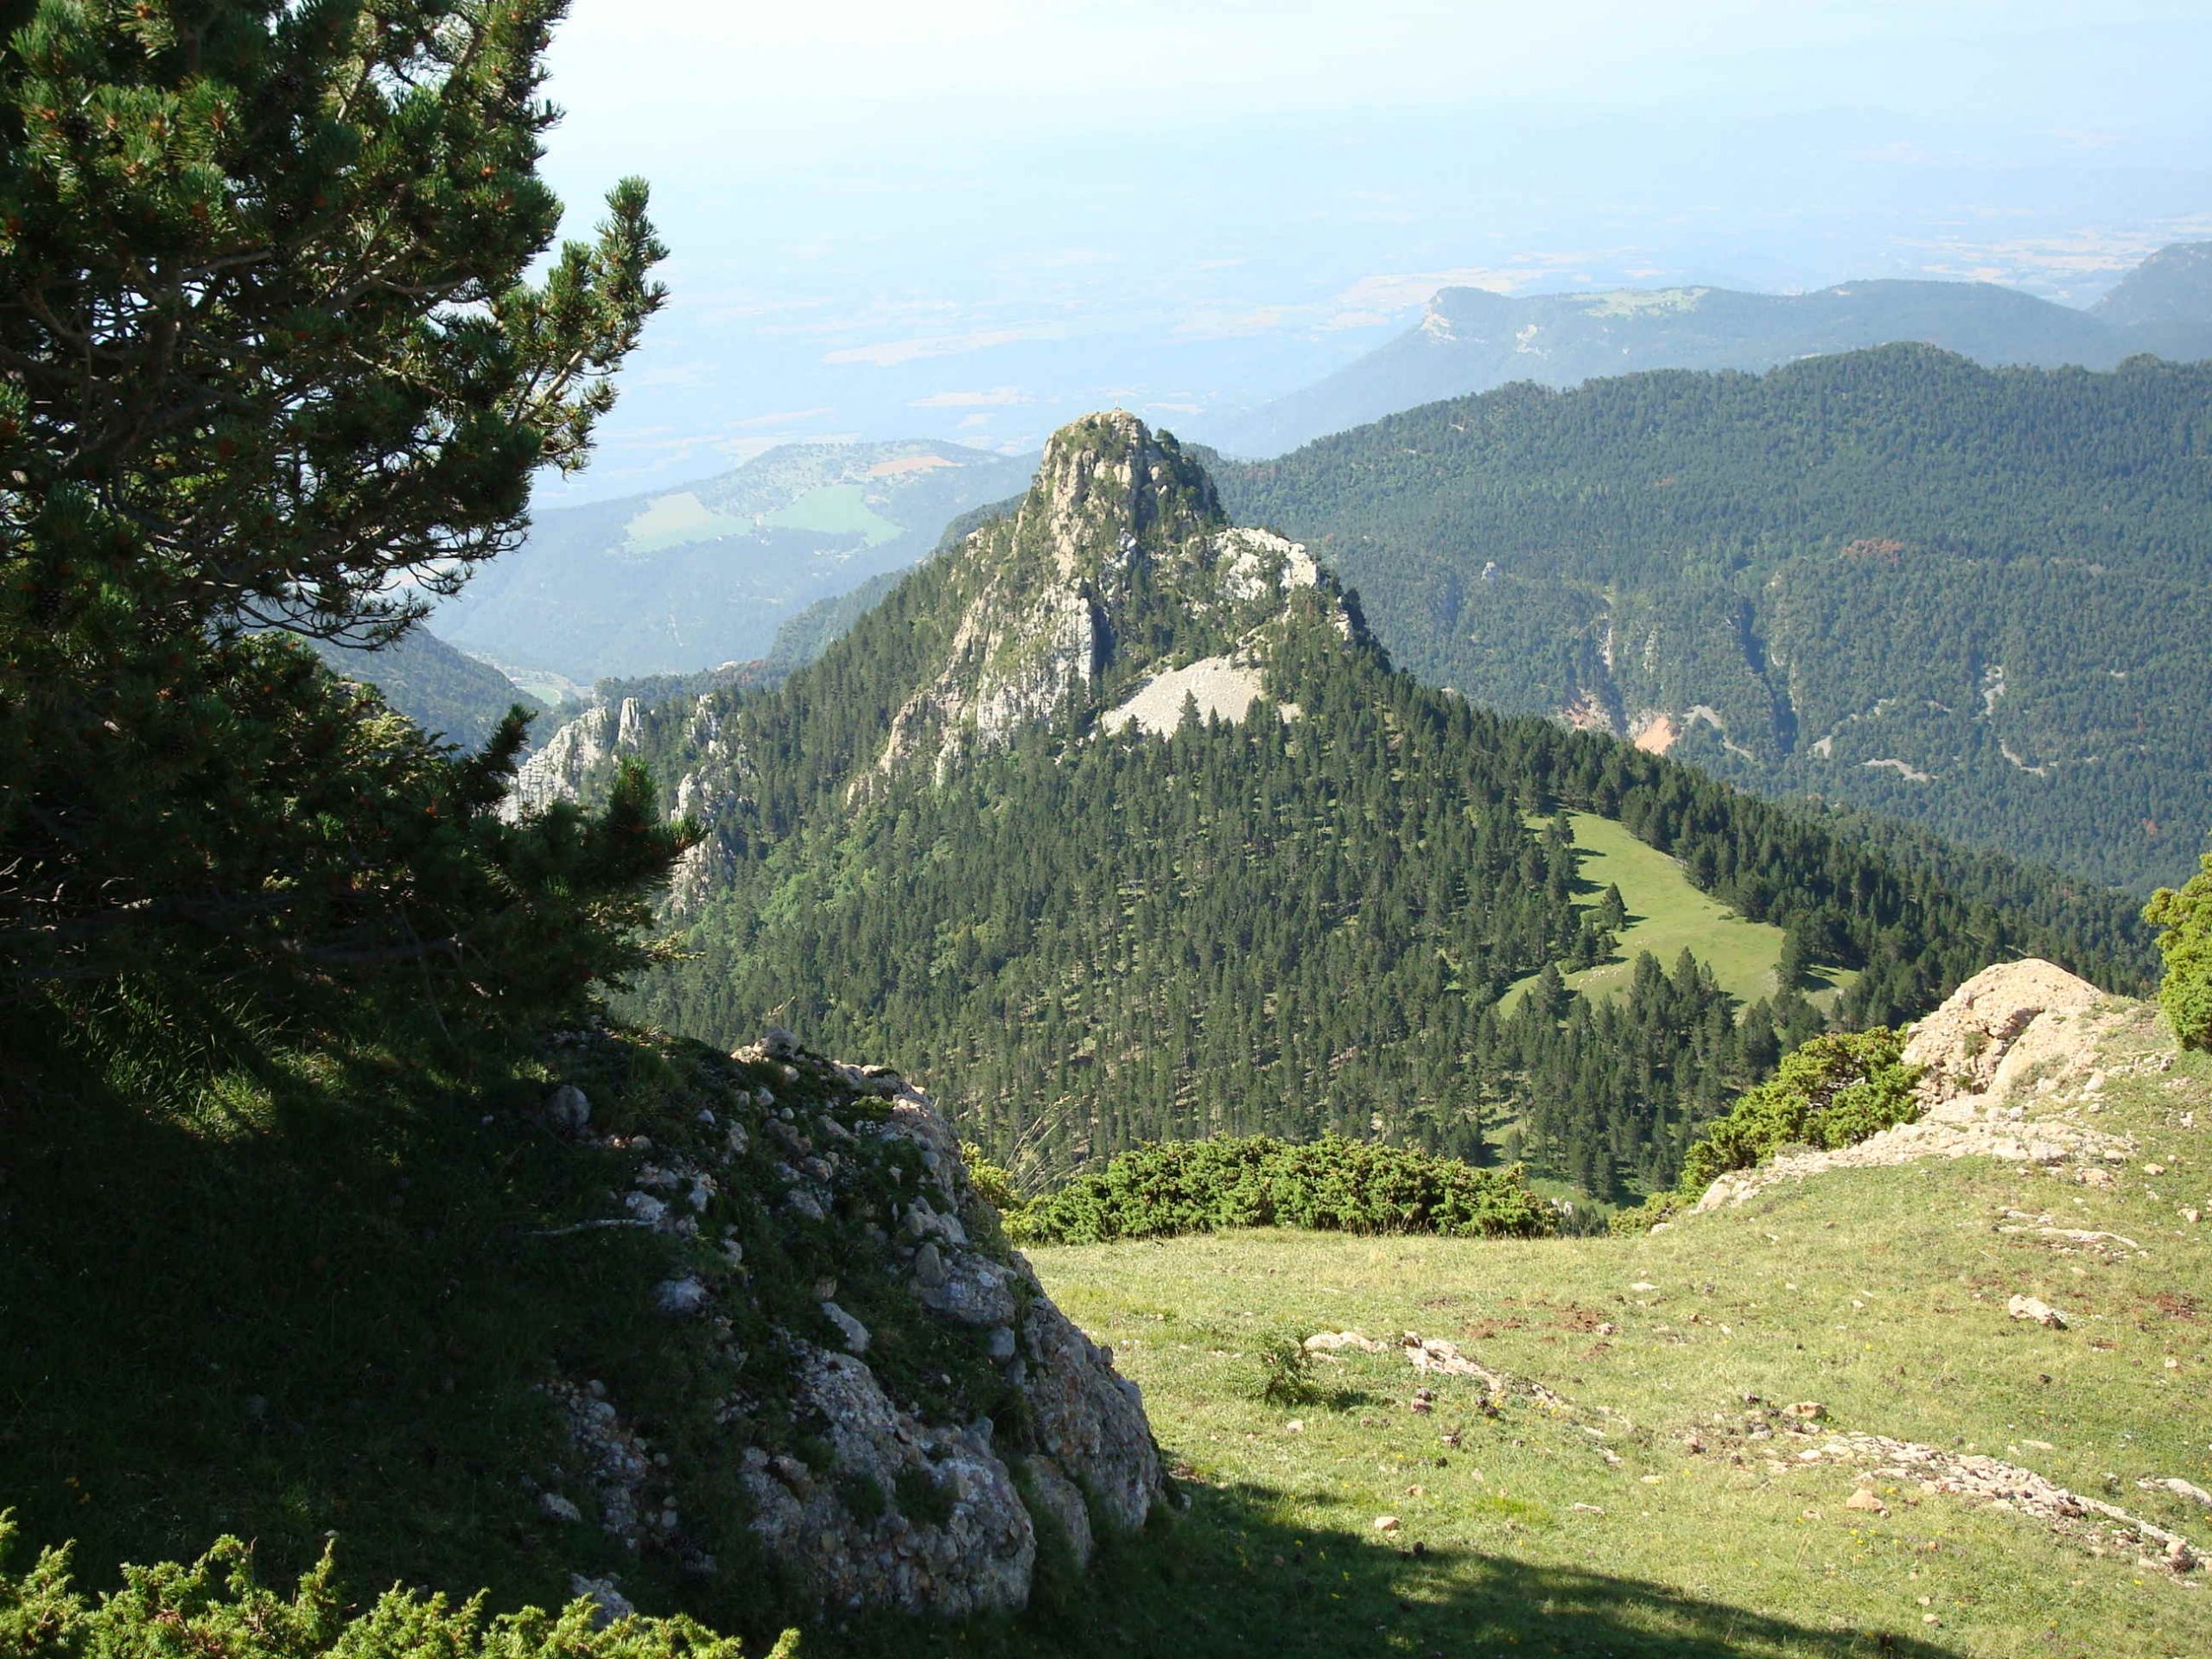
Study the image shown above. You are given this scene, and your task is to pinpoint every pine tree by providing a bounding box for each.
[1,0,677,1011]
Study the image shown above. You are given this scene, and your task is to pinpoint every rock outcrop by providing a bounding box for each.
[537,1030,1166,1618]
[1695,959,2139,1211]
[503,690,753,916]
[865,411,1353,785]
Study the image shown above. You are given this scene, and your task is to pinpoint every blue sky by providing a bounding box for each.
[528,1,2212,500]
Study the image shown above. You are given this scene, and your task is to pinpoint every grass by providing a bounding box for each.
[1503,812,1854,1013]
[10,991,2207,1659]
[0,1001,998,1651]
[622,490,756,553]
[760,486,902,547]
[920,999,2212,1659]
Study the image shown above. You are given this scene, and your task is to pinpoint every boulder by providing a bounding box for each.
[543,1084,592,1136]
[1903,958,2107,1116]
[738,1346,1035,1618]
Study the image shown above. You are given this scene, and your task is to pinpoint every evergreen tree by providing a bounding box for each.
[0,0,678,1017]
[2145,852,2212,1052]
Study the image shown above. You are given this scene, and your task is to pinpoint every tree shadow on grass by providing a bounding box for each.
[855,1477,1957,1659]
[0,1014,682,1614]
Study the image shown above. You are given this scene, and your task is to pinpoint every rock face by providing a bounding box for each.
[504,690,753,917]
[544,1030,1167,1618]
[503,699,637,820]
[1695,959,2139,1211]
[1900,958,2108,1109]
[865,411,1354,786]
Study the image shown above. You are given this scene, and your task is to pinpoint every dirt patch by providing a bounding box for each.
[1631,712,1677,753]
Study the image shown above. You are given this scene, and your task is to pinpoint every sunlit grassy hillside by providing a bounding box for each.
[948,998,2212,1659]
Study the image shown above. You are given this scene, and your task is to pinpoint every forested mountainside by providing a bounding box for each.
[432,440,1035,683]
[1214,347,2212,891]
[306,626,536,749]
[568,414,2153,1205]
[1208,239,2212,456]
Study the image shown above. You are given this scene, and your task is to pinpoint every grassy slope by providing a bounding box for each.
[10,992,2206,1659]
[1503,811,1854,1014]
[760,486,902,546]
[971,1001,2212,1659]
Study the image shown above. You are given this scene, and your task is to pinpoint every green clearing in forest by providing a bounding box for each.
[760,483,902,545]
[620,489,754,551]
[1501,811,1852,1013]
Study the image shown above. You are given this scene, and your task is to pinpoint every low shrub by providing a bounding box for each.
[1013,1135,1557,1245]
[2145,853,2212,1053]
[960,1141,1025,1217]
[1675,1028,1920,1194]
[0,1519,796,1658]
[1252,1330,1323,1408]
[1607,1189,1687,1236]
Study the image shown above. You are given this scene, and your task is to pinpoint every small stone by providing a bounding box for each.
[1844,1490,1887,1514]
[822,1300,870,1355]
[913,1241,949,1288]
[654,1277,709,1317]
[568,1575,634,1630]
[2006,1294,2068,1328]
[544,1084,591,1135]
[760,1027,799,1059]
[540,1491,583,1523]
[987,1325,1017,1362]
[1373,1515,1401,1533]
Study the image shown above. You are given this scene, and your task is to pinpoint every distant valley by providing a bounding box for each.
[432,439,1035,684]
[1207,240,2212,457]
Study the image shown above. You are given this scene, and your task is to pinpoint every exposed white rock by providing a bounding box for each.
[2006,1294,2068,1328]
[860,411,1357,789]
[1694,960,2134,1211]
[822,1300,871,1355]
[1102,654,1282,736]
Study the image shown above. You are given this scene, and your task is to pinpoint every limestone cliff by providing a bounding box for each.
[866,410,1355,785]
[533,1026,1166,1619]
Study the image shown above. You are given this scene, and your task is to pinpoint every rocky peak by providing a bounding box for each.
[1012,409,1223,582]
[865,411,1354,785]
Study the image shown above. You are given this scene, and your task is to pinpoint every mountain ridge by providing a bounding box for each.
[1209,242,2212,457]
[1215,345,2212,890]
[434,439,1037,683]
[524,412,2160,1205]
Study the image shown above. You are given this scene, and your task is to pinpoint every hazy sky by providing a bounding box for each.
[528,1,2212,499]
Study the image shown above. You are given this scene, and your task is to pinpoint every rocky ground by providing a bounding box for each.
[524,1027,1166,1623]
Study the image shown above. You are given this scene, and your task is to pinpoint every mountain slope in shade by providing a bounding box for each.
[1210,242,2212,457]
[2092,240,2212,360]
[433,440,1036,683]
[308,625,537,748]
[540,413,2153,1204]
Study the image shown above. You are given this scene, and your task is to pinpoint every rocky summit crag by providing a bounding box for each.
[866,410,1352,785]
